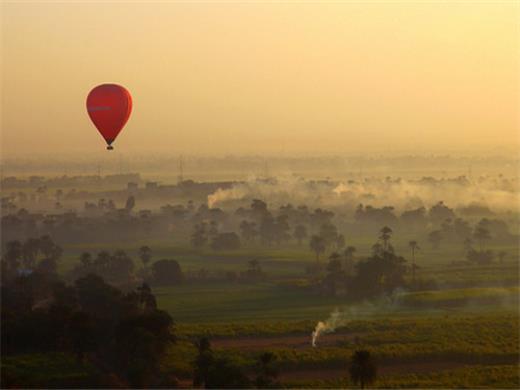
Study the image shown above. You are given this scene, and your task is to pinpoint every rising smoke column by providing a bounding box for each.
[311,290,407,347]
[311,309,348,347]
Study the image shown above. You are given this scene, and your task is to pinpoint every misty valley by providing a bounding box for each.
[3,0,519,387]
[1,165,519,388]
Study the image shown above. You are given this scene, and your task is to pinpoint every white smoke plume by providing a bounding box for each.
[206,175,519,213]
[311,290,406,347]
[208,186,250,209]
[207,175,328,209]
[311,309,347,347]
[332,178,519,212]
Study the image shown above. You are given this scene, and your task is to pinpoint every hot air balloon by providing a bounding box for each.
[86,84,132,150]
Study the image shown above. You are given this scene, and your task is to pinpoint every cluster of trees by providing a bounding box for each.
[1,239,271,389]
[2,174,142,214]
[1,203,160,245]
[354,201,461,230]
[308,223,346,261]
[190,225,241,251]
[71,250,136,285]
[426,216,509,265]
[3,193,516,259]
[317,227,410,298]
[190,337,377,389]
[188,200,342,254]
[235,201,335,246]
[192,338,279,388]
[2,235,184,289]
[176,259,265,284]
[4,235,269,292]
[224,259,265,283]
[1,173,140,190]
[1,235,62,282]
[1,269,174,387]
[356,201,515,243]
[70,248,184,287]
[0,238,378,389]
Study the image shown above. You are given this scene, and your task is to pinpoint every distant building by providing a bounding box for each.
[127,182,138,192]
[145,181,158,190]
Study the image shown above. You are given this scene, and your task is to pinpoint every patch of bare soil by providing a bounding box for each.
[212,331,363,350]
[279,361,473,382]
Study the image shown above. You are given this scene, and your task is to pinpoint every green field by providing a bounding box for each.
[160,311,519,388]
[61,238,519,276]
[154,282,519,324]
[156,282,348,323]
[1,353,97,388]
[48,237,520,387]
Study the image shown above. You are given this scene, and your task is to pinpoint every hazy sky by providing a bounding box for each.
[2,1,519,158]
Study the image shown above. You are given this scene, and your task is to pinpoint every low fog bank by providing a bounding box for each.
[208,175,520,214]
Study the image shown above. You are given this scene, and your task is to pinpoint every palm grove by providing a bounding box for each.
[1,194,514,387]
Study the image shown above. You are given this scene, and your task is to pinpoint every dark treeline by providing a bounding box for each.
[0,238,333,389]
[2,190,517,301]
[1,238,175,387]
[1,239,377,388]
[316,226,410,298]
[0,221,509,314]
[1,173,142,190]
[1,176,235,214]
[1,197,516,387]
[3,192,516,260]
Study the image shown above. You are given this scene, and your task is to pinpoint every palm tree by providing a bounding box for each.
[79,252,92,268]
[248,259,262,275]
[325,254,344,296]
[38,235,62,260]
[137,282,157,310]
[428,230,442,249]
[328,251,341,261]
[473,226,491,251]
[378,226,393,251]
[293,224,307,245]
[349,350,377,389]
[344,246,356,261]
[4,240,22,271]
[408,240,419,283]
[22,238,40,269]
[139,246,152,268]
[193,337,213,388]
[95,251,111,268]
[343,246,356,276]
[255,352,279,388]
[371,243,384,256]
[309,235,326,262]
[125,195,135,212]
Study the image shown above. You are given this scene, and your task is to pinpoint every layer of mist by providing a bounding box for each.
[208,175,519,213]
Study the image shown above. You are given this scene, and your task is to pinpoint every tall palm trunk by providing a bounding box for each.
[411,247,416,283]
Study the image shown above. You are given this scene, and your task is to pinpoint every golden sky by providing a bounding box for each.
[2,1,519,157]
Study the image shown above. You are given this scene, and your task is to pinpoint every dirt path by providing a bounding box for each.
[207,332,512,384]
[212,332,363,350]
[176,361,478,387]
[279,361,474,382]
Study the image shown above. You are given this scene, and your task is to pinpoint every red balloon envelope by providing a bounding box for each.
[86,84,132,150]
